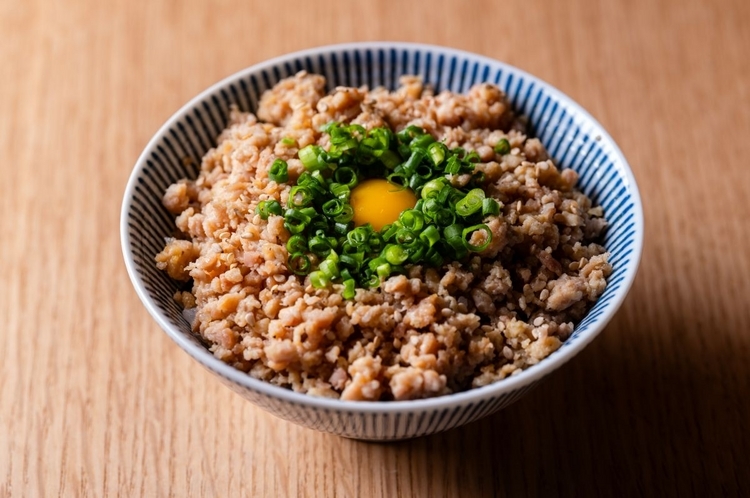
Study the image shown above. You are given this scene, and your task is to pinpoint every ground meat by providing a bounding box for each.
[156,72,612,401]
[155,239,199,281]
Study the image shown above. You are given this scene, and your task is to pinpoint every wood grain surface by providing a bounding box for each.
[2,0,749,495]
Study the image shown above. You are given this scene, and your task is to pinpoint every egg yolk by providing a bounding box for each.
[350,179,417,231]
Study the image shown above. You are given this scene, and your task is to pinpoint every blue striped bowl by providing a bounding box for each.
[121,42,643,440]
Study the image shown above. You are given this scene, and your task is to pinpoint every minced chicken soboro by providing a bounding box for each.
[155,72,612,401]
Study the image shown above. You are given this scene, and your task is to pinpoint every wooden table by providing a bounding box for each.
[2,0,749,495]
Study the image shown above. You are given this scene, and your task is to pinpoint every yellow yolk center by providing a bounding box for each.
[350,179,417,231]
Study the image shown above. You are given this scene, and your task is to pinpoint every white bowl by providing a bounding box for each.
[121,42,644,440]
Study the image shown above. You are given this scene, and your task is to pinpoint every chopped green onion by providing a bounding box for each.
[386,172,408,187]
[309,218,329,234]
[463,224,493,252]
[494,138,510,155]
[384,244,408,265]
[309,270,330,289]
[322,198,345,216]
[329,183,351,200]
[401,149,425,176]
[330,137,357,155]
[406,240,427,262]
[396,125,425,144]
[368,232,384,252]
[422,198,441,218]
[299,207,317,218]
[397,143,411,161]
[420,225,440,247]
[281,137,296,146]
[319,259,340,279]
[395,229,417,246]
[380,149,401,169]
[424,247,444,267]
[298,144,329,171]
[447,188,465,206]
[427,142,447,167]
[399,209,424,231]
[310,170,327,186]
[286,234,307,254]
[287,253,312,275]
[283,208,312,234]
[482,197,501,216]
[444,224,466,254]
[456,188,486,217]
[288,186,314,208]
[368,257,388,272]
[334,167,358,188]
[347,226,371,245]
[434,209,455,227]
[334,205,354,223]
[445,156,462,174]
[375,261,392,279]
[333,222,350,236]
[415,163,433,180]
[437,186,455,205]
[340,253,364,270]
[269,159,289,183]
[308,235,331,256]
[410,133,436,151]
[408,175,424,191]
[364,273,381,288]
[381,223,399,242]
[256,199,282,219]
[342,279,356,299]
[296,172,325,197]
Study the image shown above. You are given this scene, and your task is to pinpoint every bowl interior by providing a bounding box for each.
[122,43,642,407]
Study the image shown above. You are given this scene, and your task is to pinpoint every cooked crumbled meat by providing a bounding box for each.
[155,239,199,281]
[156,72,611,401]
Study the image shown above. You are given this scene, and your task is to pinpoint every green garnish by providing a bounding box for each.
[287,253,312,275]
[255,199,282,219]
[494,138,511,155]
[455,188,485,217]
[342,279,356,299]
[463,224,493,252]
[272,122,502,297]
[269,159,289,183]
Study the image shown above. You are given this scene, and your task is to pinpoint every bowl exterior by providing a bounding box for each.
[121,42,643,440]
[197,346,542,440]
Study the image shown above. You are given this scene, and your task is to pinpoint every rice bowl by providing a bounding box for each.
[122,43,642,439]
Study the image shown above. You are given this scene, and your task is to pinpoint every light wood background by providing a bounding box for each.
[2,0,749,496]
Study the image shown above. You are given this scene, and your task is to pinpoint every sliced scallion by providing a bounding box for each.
[494,138,510,155]
[269,159,289,183]
[463,224,493,252]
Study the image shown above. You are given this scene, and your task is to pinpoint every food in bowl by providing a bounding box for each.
[155,72,611,401]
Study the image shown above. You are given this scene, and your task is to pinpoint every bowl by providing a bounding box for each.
[121,42,643,440]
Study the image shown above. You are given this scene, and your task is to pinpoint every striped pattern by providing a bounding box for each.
[121,43,643,440]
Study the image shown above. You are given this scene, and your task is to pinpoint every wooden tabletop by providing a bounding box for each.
[2,0,749,495]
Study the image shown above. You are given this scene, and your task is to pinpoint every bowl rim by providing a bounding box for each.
[121,41,644,413]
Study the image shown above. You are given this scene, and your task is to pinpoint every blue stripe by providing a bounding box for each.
[435,54,445,91]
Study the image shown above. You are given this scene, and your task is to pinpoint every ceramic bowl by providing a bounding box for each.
[121,42,643,440]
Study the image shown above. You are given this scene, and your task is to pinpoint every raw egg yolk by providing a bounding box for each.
[350,179,417,231]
